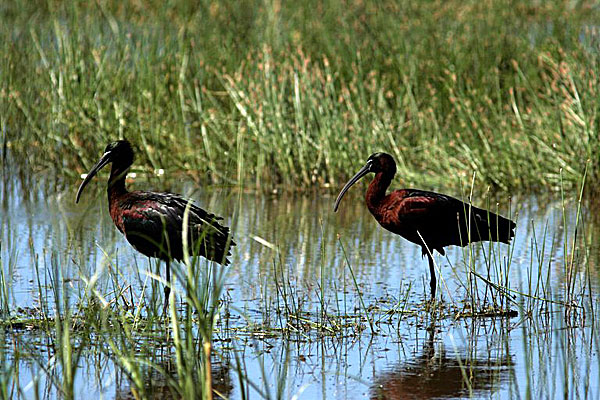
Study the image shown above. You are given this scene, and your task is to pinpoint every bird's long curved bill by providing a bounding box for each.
[75,152,111,203]
[333,162,371,212]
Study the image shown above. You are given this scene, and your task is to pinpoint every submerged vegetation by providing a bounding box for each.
[1,0,600,193]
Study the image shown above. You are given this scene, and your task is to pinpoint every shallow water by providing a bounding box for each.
[1,170,599,399]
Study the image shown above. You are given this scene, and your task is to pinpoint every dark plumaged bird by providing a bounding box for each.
[334,152,516,298]
[76,140,235,311]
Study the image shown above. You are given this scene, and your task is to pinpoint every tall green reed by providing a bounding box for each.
[2,0,599,193]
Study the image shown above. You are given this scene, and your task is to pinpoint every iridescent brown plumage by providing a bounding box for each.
[334,152,516,298]
[76,140,235,311]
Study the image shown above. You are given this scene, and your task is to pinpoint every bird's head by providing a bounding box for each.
[75,140,135,203]
[364,152,397,174]
[333,152,397,212]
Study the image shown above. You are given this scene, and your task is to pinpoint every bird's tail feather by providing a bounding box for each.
[190,220,236,265]
[469,206,516,244]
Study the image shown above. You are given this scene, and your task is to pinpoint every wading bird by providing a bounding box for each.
[334,153,515,298]
[76,140,235,312]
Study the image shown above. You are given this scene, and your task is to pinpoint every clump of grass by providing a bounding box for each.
[444,163,592,323]
[1,0,599,193]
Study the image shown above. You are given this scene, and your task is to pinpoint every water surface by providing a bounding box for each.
[1,170,598,399]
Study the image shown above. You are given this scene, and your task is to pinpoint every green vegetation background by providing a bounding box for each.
[1,0,598,193]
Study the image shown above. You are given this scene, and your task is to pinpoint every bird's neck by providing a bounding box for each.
[107,166,129,203]
[366,172,393,213]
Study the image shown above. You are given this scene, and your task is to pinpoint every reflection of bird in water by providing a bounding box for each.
[370,322,514,399]
[114,358,232,400]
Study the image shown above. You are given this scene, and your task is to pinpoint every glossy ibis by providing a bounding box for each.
[76,140,235,311]
[334,152,516,298]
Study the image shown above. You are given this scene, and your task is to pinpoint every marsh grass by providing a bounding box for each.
[432,162,594,324]
[2,0,600,193]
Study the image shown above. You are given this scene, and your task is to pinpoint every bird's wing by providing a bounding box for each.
[147,192,235,246]
[117,199,179,259]
[119,198,171,230]
[116,191,230,241]
[133,191,223,227]
[385,189,515,249]
[386,189,459,220]
[119,192,235,262]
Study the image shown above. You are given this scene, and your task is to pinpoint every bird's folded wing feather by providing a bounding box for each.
[385,190,458,221]
[120,191,229,236]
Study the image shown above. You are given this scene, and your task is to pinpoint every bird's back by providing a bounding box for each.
[110,191,235,264]
[376,189,516,254]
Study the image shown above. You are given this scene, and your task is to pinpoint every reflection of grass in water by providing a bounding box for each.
[0,183,598,398]
[0,224,595,399]
[2,1,599,193]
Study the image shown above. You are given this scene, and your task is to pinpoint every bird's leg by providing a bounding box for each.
[427,252,436,299]
[163,260,171,315]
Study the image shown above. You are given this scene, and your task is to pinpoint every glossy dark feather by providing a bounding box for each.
[378,189,515,256]
[114,191,233,263]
